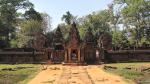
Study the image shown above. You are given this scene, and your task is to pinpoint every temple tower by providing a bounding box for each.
[51,26,64,63]
[68,22,80,47]
[65,22,81,63]
[82,27,97,64]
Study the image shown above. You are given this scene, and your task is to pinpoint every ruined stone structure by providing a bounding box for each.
[32,33,47,50]
[64,22,82,63]
[51,26,65,63]
[50,22,99,64]
[98,33,112,50]
[0,22,150,64]
[82,27,97,64]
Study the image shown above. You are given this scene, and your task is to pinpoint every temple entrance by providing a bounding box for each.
[71,49,78,62]
[84,52,96,64]
[52,51,65,63]
[48,52,51,60]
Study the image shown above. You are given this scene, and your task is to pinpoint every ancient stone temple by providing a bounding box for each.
[64,22,82,63]
[32,33,47,50]
[82,27,97,64]
[98,33,112,50]
[50,22,106,64]
[51,26,65,63]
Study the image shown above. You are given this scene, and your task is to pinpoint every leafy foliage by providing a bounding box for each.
[0,0,149,49]
[0,0,33,47]
[24,8,42,21]
[114,0,150,46]
[61,11,74,25]
[17,20,42,47]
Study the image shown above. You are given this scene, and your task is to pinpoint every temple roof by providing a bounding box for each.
[84,27,94,43]
[68,22,80,46]
[52,26,64,50]
[53,26,64,44]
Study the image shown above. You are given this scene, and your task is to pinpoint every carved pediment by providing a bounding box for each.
[68,22,80,47]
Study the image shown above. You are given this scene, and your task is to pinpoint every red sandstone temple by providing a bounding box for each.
[1,23,150,64]
[49,22,112,64]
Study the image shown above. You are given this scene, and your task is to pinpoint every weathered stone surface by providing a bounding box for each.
[98,33,112,50]
[84,27,94,43]
[55,66,94,84]
[68,22,80,47]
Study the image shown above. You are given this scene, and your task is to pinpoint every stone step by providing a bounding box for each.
[62,62,85,66]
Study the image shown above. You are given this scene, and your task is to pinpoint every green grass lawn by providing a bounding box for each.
[103,62,150,84]
[0,64,41,84]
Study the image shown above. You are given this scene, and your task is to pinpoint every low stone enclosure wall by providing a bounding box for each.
[0,48,150,64]
[0,52,45,64]
[106,50,150,63]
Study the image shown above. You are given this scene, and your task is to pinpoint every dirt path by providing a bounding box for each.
[28,65,63,84]
[28,65,128,84]
[55,66,93,84]
[87,65,128,84]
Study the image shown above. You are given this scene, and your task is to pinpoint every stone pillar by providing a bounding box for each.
[68,49,71,62]
[51,51,53,60]
[81,48,84,62]
[65,50,68,62]
[96,49,99,62]
[51,51,54,62]
[78,48,81,62]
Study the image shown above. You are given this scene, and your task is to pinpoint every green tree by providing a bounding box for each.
[0,0,33,47]
[78,10,111,40]
[61,11,74,25]
[112,30,128,49]
[24,7,42,21]
[57,23,70,40]
[41,13,52,33]
[114,0,150,46]
[17,20,42,47]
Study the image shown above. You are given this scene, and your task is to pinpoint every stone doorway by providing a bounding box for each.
[84,52,96,64]
[48,52,51,60]
[71,49,78,62]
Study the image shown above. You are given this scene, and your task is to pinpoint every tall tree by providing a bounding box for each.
[107,3,122,50]
[24,7,42,21]
[0,0,33,47]
[58,23,70,40]
[41,13,52,33]
[78,10,111,40]
[17,20,42,47]
[114,0,150,46]
[61,11,74,25]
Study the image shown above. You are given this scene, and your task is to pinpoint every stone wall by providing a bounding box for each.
[1,49,150,64]
[0,52,45,64]
[51,51,65,63]
[106,50,150,62]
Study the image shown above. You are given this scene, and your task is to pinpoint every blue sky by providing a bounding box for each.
[29,0,113,29]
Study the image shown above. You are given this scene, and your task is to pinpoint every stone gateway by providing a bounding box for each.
[50,22,107,64]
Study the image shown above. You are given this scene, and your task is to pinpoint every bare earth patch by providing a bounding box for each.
[87,65,128,84]
[28,65,63,84]
[28,65,128,84]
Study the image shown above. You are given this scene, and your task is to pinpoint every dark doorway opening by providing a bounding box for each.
[71,49,78,62]
[48,52,51,60]
[84,52,96,64]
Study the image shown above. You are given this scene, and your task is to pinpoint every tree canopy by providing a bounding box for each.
[0,0,149,49]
